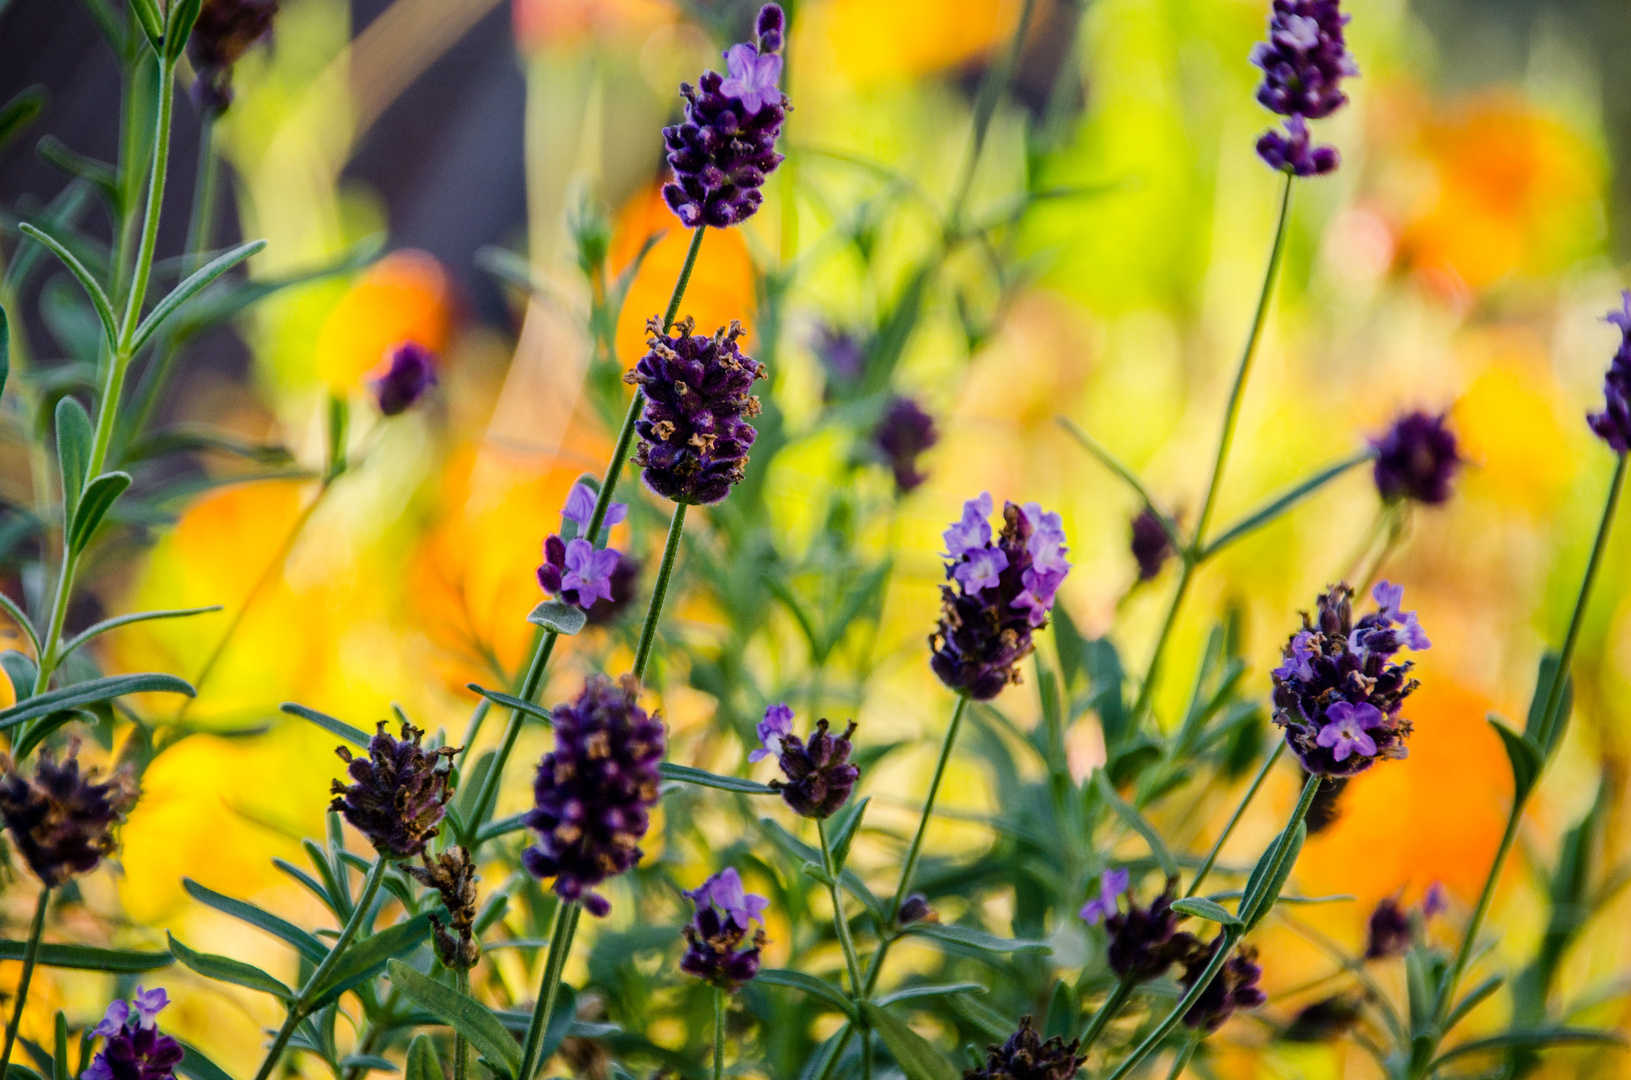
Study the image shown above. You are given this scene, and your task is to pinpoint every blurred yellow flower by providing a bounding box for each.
[313,250,453,391]
[1455,348,1573,512]
[807,0,1017,83]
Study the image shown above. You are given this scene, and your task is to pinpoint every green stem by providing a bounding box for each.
[253,858,390,1080]
[1128,559,1193,724]
[818,818,865,995]
[0,888,49,1080]
[520,901,581,1080]
[454,969,469,1080]
[712,987,726,1080]
[949,0,1038,225]
[886,695,969,922]
[184,113,219,269]
[1078,977,1134,1050]
[1186,742,1285,898]
[631,502,687,681]
[463,632,559,846]
[663,226,707,332]
[1164,1033,1201,1080]
[1105,774,1320,1080]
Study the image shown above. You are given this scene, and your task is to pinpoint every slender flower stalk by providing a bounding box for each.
[1078,977,1135,1050]
[519,901,581,1080]
[1186,742,1286,897]
[632,503,687,679]
[817,817,865,995]
[713,988,727,1080]
[0,888,49,1080]
[886,695,969,923]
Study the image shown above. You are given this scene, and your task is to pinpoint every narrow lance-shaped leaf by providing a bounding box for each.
[403,1035,446,1080]
[658,762,775,796]
[1489,716,1542,803]
[385,959,522,1078]
[0,941,173,972]
[465,684,552,724]
[280,702,371,748]
[0,673,195,731]
[18,224,116,349]
[754,969,858,1017]
[304,913,434,1009]
[55,397,92,522]
[69,471,131,553]
[59,605,221,660]
[859,1002,961,1080]
[128,239,267,355]
[181,879,327,963]
[166,933,292,999]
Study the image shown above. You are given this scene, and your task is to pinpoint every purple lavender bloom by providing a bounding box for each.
[1423,881,1448,918]
[189,0,279,115]
[1181,938,1267,1032]
[897,894,936,925]
[371,342,437,416]
[561,483,628,533]
[1130,507,1173,581]
[84,990,184,1080]
[1078,868,1130,925]
[680,867,769,991]
[523,675,665,917]
[0,743,135,887]
[750,703,795,763]
[559,540,620,608]
[1256,116,1340,177]
[1588,291,1631,453]
[330,721,456,859]
[1250,0,1358,120]
[1364,896,1413,959]
[930,496,1072,700]
[1101,877,1203,984]
[627,317,768,505]
[1270,582,1427,778]
[661,5,788,229]
[539,487,632,615]
[765,714,861,819]
[1370,411,1462,505]
[873,397,938,493]
[582,552,640,628]
[814,325,865,388]
[965,1017,1084,1080]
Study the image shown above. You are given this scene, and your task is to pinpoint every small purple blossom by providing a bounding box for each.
[1257,116,1340,177]
[560,539,620,608]
[1372,581,1431,650]
[954,547,1010,595]
[1102,877,1202,984]
[1588,291,1631,453]
[1364,896,1413,959]
[1316,701,1380,762]
[561,483,628,532]
[1130,507,1173,581]
[688,867,769,930]
[720,43,783,115]
[1078,868,1129,925]
[680,868,769,991]
[873,397,938,493]
[372,342,437,416]
[943,493,994,558]
[538,485,632,613]
[85,990,183,1080]
[1370,411,1462,505]
[132,987,168,1027]
[751,703,795,763]
[1423,881,1448,918]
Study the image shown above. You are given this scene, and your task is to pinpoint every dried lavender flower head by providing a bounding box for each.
[85,987,184,1080]
[963,1017,1084,1080]
[679,866,769,991]
[0,742,135,887]
[523,675,665,916]
[538,483,631,613]
[1271,581,1428,778]
[1370,411,1462,505]
[372,341,438,417]
[407,846,480,970]
[1130,506,1173,581]
[897,894,937,925]
[1250,0,1357,175]
[1182,938,1268,1032]
[754,703,861,819]
[189,0,280,115]
[1282,994,1363,1042]
[1080,870,1202,984]
[330,721,456,859]
[873,396,938,494]
[930,494,1072,700]
[1589,291,1631,453]
[627,317,768,505]
[1364,896,1413,959]
[662,4,788,229]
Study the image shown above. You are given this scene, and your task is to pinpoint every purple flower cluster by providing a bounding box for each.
[0,743,135,887]
[930,494,1071,700]
[662,5,788,229]
[538,483,633,614]
[626,317,768,506]
[1364,883,1445,959]
[1370,411,1462,505]
[1250,0,1358,176]
[85,988,183,1080]
[873,396,938,493]
[330,722,456,859]
[964,1017,1084,1080]
[523,675,665,917]
[372,342,437,417]
[1270,581,1428,778]
[754,704,861,819]
[189,0,280,115]
[1080,870,1202,984]
[679,867,769,991]
[1130,507,1174,581]
[1182,938,1268,1032]
[1588,291,1631,453]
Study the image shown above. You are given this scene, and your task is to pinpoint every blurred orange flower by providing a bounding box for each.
[511,0,674,51]
[314,250,453,391]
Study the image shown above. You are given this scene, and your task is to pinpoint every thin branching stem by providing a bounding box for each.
[0,887,49,1080]
[520,900,581,1080]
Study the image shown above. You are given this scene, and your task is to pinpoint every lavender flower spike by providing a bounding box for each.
[873,396,938,493]
[539,485,632,614]
[85,990,184,1080]
[1370,411,1462,505]
[0,742,135,887]
[1078,868,1129,925]
[1250,0,1357,175]
[330,721,456,859]
[680,867,769,991]
[1588,291,1631,453]
[965,1018,1084,1080]
[765,711,861,819]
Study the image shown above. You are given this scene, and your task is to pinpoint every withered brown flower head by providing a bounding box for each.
[407,845,480,969]
[330,722,457,859]
[0,742,135,888]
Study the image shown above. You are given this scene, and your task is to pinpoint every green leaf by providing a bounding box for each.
[69,472,131,553]
[0,87,46,156]
[59,606,221,660]
[859,1002,960,1080]
[10,711,83,762]
[18,224,116,349]
[527,600,586,636]
[1044,981,1077,1041]
[1524,653,1574,758]
[465,684,552,724]
[657,762,775,795]
[166,933,292,999]
[1428,1027,1626,1071]
[755,969,858,1017]
[1201,452,1372,558]
[0,673,194,731]
[162,0,203,61]
[127,0,163,47]
[51,1013,67,1080]
[1490,716,1543,803]
[403,1035,446,1080]
[129,240,266,355]
[36,139,118,210]
[121,426,294,467]
[0,652,35,702]
[338,1056,397,1074]
[54,397,92,523]
[305,914,433,1009]
[1443,974,1504,1033]
[900,922,1050,955]
[7,1065,45,1080]
[385,959,522,1078]
[0,590,39,659]
[281,702,372,748]
[174,1043,235,1080]
[876,983,985,1007]
[1095,772,1178,877]
[828,796,869,870]
[1240,821,1307,930]
[536,983,579,1068]
[0,940,171,972]
[182,878,327,962]
[1169,897,1242,927]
